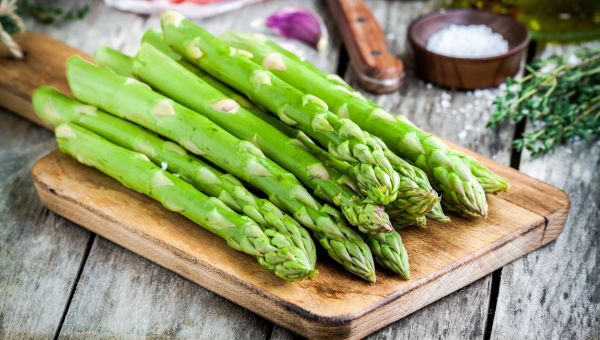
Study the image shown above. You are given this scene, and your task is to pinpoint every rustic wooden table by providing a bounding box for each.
[1,0,598,339]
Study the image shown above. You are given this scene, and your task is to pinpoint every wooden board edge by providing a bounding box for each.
[540,196,571,245]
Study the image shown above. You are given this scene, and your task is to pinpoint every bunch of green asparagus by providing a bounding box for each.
[32,11,508,282]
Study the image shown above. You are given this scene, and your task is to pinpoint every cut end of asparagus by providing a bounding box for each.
[161,10,185,27]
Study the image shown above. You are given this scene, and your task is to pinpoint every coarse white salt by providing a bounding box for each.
[426,24,509,58]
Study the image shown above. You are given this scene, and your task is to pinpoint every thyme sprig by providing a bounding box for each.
[1,0,89,35]
[18,0,89,25]
[489,47,600,157]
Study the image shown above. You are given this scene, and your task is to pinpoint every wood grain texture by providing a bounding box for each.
[59,238,271,339]
[491,42,600,340]
[32,147,567,338]
[0,111,91,339]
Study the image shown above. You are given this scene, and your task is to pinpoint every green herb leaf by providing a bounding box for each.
[489,47,600,157]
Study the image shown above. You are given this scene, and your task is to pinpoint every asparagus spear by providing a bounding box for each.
[220,30,494,217]
[53,122,316,281]
[66,56,376,282]
[95,43,394,233]
[129,42,410,277]
[33,86,317,270]
[224,32,509,194]
[160,11,400,206]
[219,32,451,222]
[132,42,391,232]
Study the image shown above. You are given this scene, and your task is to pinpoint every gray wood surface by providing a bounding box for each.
[60,237,272,339]
[491,42,600,340]
[0,111,92,339]
[1,0,598,339]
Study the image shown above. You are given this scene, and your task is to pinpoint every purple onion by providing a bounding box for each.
[265,7,328,50]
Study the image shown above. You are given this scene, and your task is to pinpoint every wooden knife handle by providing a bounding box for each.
[327,0,404,93]
[0,32,91,130]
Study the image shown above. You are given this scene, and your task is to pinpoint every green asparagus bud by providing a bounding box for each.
[132,42,394,235]
[383,149,439,225]
[367,231,410,279]
[450,151,510,193]
[53,122,315,281]
[426,202,451,223]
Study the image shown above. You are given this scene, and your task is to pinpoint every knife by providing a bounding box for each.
[327,0,404,93]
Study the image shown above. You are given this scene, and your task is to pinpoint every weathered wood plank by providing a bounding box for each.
[491,42,600,340]
[60,237,272,338]
[44,0,339,338]
[0,110,91,339]
[271,277,492,340]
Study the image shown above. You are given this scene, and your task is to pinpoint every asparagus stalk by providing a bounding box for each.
[223,33,507,195]
[66,56,376,282]
[130,42,410,277]
[132,42,391,232]
[160,12,401,206]
[141,30,271,116]
[95,43,393,234]
[218,33,451,223]
[33,86,317,270]
[53,122,316,281]
[220,30,495,217]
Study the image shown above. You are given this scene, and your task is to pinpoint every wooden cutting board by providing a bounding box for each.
[0,33,570,339]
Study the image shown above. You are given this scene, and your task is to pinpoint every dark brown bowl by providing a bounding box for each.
[408,9,529,89]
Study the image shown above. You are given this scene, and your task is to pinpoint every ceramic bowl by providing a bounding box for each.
[408,9,530,89]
